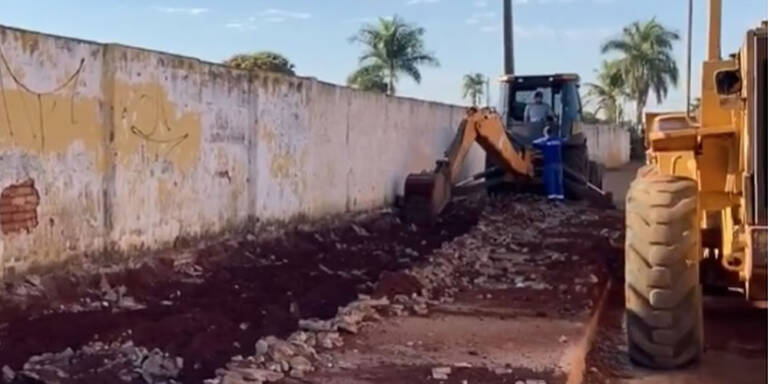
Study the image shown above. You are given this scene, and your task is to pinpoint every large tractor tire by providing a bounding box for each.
[625,167,703,369]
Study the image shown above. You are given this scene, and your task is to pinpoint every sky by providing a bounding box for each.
[0,0,765,113]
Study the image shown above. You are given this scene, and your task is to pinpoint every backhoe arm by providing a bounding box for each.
[403,107,534,223]
[445,107,534,182]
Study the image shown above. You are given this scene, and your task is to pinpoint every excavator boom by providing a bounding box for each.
[403,107,534,223]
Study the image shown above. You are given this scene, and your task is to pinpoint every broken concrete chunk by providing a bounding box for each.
[336,319,359,334]
[316,332,343,349]
[350,223,370,236]
[255,339,270,356]
[140,349,183,383]
[299,318,337,332]
[1,365,14,382]
[230,367,284,382]
[289,355,313,373]
[431,366,452,380]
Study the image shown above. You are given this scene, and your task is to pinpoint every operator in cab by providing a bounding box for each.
[523,90,553,123]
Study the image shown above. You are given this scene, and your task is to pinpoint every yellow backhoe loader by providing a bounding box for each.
[625,0,766,368]
[402,1,610,223]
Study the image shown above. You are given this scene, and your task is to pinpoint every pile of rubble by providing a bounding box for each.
[209,196,620,383]
[3,342,183,384]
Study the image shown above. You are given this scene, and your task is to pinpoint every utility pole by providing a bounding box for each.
[485,78,491,107]
[503,0,515,76]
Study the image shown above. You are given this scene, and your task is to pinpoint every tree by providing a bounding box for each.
[349,16,439,95]
[585,60,627,124]
[224,51,296,75]
[347,65,389,93]
[601,19,680,128]
[581,110,603,124]
[462,73,486,106]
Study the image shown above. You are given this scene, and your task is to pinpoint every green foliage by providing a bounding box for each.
[581,110,603,124]
[585,60,627,124]
[347,64,389,93]
[349,15,439,95]
[224,51,296,75]
[462,73,486,106]
[601,19,680,128]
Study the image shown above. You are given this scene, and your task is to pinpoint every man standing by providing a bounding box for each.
[523,90,552,123]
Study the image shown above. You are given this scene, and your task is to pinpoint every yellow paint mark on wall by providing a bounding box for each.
[270,153,296,180]
[112,81,201,171]
[0,88,105,169]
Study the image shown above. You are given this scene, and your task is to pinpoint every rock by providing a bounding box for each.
[255,339,270,356]
[264,362,282,373]
[24,275,43,289]
[559,335,568,344]
[431,366,451,380]
[220,373,246,384]
[268,341,297,362]
[412,303,429,315]
[140,349,183,383]
[290,340,317,357]
[99,274,112,293]
[351,224,370,236]
[118,296,145,310]
[299,319,337,332]
[2,366,14,382]
[336,319,359,334]
[317,332,343,349]
[289,356,313,374]
[230,367,284,383]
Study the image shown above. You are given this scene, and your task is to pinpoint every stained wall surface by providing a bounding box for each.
[582,124,631,169]
[0,26,483,273]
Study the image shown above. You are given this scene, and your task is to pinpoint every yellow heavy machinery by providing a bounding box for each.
[403,1,609,222]
[625,0,766,368]
[403,106,535,222]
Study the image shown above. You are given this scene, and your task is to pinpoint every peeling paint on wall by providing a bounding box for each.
[0,179,39,234]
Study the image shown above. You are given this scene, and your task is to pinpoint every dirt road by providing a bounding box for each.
[0,203,482,383]
[584,283,767,384]
[0,194,624,384]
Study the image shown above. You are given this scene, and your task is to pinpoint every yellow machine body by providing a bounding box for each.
[643,4,767,300]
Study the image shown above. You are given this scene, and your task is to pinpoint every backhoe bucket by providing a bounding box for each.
[403,166,451,225]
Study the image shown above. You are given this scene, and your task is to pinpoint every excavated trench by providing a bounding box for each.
[0,202,482,383]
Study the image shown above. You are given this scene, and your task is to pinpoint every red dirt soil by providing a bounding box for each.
[0,202,481,383]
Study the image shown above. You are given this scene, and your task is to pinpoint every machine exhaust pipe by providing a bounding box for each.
[686,0,693,119]
[707,0,722,61]
[503,0,514,76]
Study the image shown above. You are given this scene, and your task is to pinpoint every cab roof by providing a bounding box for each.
[499,73,580,85]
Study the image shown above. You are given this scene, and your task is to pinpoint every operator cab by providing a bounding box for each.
[498,73,583,147]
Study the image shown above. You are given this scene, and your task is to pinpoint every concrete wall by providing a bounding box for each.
[0,25,483,274]
[582,124,631,169]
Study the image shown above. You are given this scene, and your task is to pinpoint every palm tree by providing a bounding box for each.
[462,73,486,106]
[349,16,440,95]
[224,51,295,75]
[601,19,680,128]
[585,60,626,124]
[347,65,389,94]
